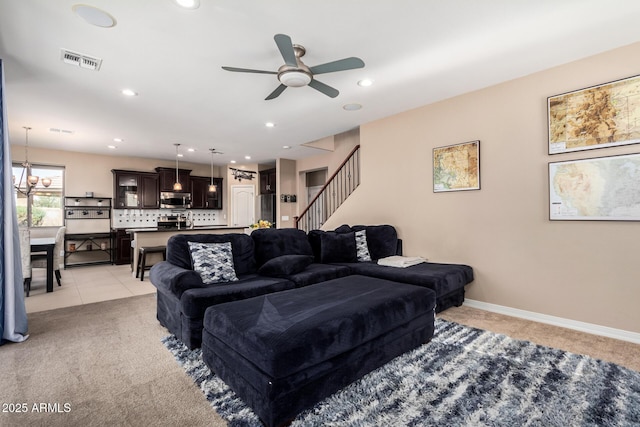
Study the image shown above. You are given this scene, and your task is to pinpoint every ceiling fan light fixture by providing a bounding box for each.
[279,70,312,87]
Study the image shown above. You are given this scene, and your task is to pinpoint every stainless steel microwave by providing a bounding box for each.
[160,192,192,209]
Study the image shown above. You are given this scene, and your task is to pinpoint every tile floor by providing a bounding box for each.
[25,264,156,313]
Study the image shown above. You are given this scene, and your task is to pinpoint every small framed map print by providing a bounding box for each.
[433,140,480,192]
[549,152,640,221]
[548,74,640,154]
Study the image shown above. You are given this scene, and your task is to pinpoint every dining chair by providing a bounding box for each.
[32,226,66,287]
[19,227,32,296]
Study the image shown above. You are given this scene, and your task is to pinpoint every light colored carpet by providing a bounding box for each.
[1,293,637,426]
[0,293,224,427]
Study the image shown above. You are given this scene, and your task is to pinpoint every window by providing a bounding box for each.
[12,163,65,227]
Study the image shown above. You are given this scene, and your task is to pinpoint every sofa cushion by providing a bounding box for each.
[188,241,239,285]
[251,228,314,267]
[320,231,357,263]
[167,233,256,275]
[334,224,352,233]
[285,263,351,288]
[344,261,474,300]
[258,255,314,278]
[351,225,398,261]
[180,275,294,318]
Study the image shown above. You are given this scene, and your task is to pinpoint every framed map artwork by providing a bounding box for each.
[548,74,640,154]
[433,140,480,192]
[549,152,640,221]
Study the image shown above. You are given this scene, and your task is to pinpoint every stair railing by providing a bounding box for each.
[295,144,360,232]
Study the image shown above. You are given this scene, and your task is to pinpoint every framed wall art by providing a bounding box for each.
[549,152,640,221]
[433,140,480,192]
[548,74,640,154]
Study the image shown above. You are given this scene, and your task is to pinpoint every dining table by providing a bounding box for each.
[30,237,56,293]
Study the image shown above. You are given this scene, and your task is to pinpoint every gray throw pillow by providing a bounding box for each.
[355,229,372,262]
[188,241,238,285]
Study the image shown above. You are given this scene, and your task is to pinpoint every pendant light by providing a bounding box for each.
[208,148,217,193]
[173,143,182,191]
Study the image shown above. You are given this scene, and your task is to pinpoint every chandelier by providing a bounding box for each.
[14,126,51,196]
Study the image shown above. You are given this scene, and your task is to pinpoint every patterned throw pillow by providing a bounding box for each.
[355,229,371,262]
[188,241,238,285]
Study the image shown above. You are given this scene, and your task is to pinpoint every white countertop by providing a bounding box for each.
[123,225,245,233]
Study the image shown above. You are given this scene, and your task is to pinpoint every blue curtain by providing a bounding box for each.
[0,58,28,345]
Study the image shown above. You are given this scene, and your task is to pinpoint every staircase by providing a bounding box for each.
[295,145,360,232]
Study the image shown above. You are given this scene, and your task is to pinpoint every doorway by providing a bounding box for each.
[231,185,255,227]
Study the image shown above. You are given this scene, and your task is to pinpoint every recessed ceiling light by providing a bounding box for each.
[244,156,251,160]
[113,138,123,142]
[107,145,117,149]
[177,153,184,157]
[265,122,275,128]
[174,0,200,9]
[343,103,362,111]
[187,148,195,152]
[230,160,237,164]
[358,79,373,87]
[72,4,116,28]
[282,145,291,149]
[121,89,138,97]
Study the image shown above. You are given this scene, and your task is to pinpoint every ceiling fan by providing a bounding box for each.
[222,34,365,100]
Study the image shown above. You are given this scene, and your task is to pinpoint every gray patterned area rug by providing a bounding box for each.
[162,319,640,426]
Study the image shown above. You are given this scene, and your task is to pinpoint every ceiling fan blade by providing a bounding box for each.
[265,84,287,100]
[274,34,297,67]
[222,66,277,74]
[308,79,339,98]
[309,57,365,75]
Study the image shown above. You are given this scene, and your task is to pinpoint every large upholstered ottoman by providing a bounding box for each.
[201,275,436,427]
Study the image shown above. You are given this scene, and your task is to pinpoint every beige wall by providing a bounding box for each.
[325,42,640,333]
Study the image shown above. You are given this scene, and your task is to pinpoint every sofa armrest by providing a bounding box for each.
[149,261,204,298]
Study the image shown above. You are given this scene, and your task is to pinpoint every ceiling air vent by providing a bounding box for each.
[60,49,102,71]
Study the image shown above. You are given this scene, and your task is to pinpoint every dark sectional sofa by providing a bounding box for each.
[150,224,474,350]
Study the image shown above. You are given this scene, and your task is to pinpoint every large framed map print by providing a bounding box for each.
[549,153,640,221]
[548,74,640,154]
[433,140,480,192]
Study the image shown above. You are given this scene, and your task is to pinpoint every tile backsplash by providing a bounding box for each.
[112,209,224,229]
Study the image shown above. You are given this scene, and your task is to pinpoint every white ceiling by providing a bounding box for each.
[1,0,640,166]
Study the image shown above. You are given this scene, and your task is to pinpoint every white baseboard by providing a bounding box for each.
[463,299,640,345]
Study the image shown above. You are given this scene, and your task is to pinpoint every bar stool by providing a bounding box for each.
[136,245,167,281]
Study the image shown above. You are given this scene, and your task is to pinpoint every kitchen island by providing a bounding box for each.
[126,226,249,276]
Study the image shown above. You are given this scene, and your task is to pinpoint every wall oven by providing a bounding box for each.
[160,192,192,209]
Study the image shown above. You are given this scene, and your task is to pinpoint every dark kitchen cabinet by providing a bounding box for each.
[191,176,223,209]
[113,171,140,208]
[112,170,159,209]
[114,228,132,265]
[156,167,191,192]
[260,168,276,194]
[140,173,159,208]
